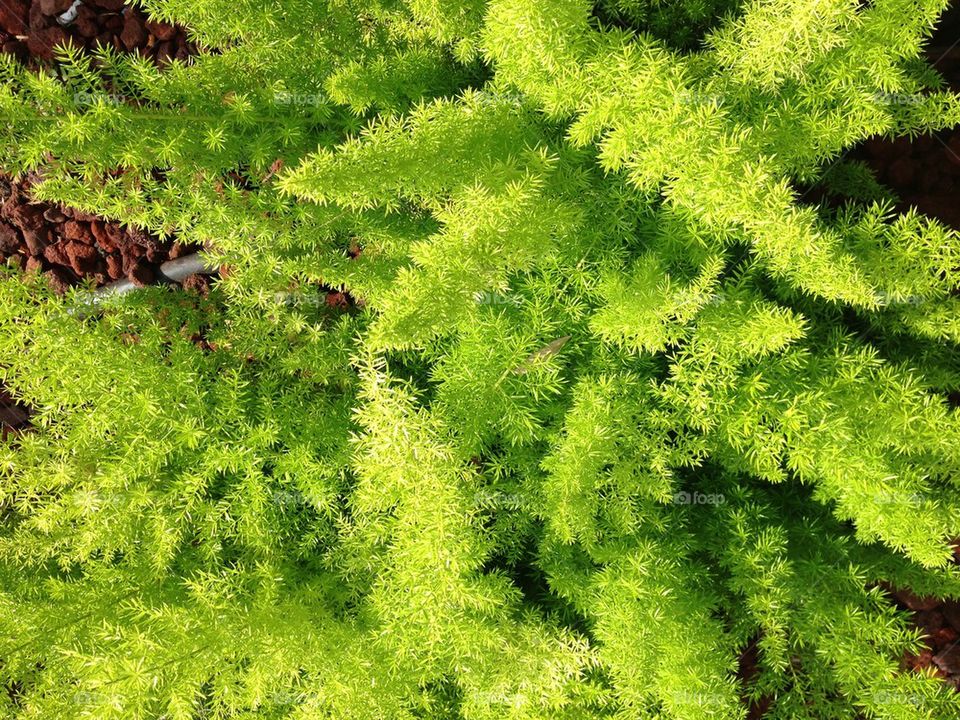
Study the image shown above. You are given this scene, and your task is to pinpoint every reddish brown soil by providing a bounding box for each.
[0,1,195,65]
[855,3,960,229]
[0,386,29,440]
[857,131,960,229]
[891,584,960,688]
[0,173,200,294]
[0,3,202,448]
[737,637,773,720]
[0,168,207,440]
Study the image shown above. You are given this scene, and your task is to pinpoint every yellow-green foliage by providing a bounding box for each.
[1,0,960,718]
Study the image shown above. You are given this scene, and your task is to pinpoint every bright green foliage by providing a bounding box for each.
[2,0,960,718]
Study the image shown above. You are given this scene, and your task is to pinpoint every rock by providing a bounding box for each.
[0,194,17,223]
[44,267,72,294]
[99,222,125,252]
[915,609,944,635]
[2,196,43,231]
[104,253,123,280]
[65,241,98,275]
[126,242,146,258]
[0,0,29,33]
[63,219,88,242]
[942,600,960,633]
[73,6,98,38]
[92,30,114,50]
[326,291,349,309]
[89,0,125,10]
[146,20,176,41]
[90,220,109,245]
[120,246,139,275]
[39,0,74,15]
[126,224,158,249]
[0,221,19,254]
[63,220,94,245]
[21,228,48,256]
[892,587,941,611]
[934,626,959,647]
[154,39,175,66]
[127,261,154,287]
[26,26,68,60]
[904,648,935,672]
[70,209,98,223]
[145,242,165,263]
[12,204,44,232]
[104,227,125,251]
[28,1,49,30]
[2,40,29,64]
[168,241,188,259]
[120,9,147,51]
[934,645,960,675]
[0,401,28,428]
[42,242,69,266]
[42,207,66,223]
[181,273,209,296]
[25,255,42,274]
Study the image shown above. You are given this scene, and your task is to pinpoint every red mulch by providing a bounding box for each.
[888,572,960,690]
[0,173,199,293]
[854,3,960,230]
[0,0,195,65]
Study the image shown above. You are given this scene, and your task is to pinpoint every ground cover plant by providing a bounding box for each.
[2,0,960,718]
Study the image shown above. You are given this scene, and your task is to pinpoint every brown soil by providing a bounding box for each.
[0,386,30,440]
[0,0,195,65]
[854,3,960,229]
[0,3,204,450]
[889,583,960,688]
[0,173,200,294]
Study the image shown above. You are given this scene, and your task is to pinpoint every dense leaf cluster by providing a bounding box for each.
[1,0,960,718]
